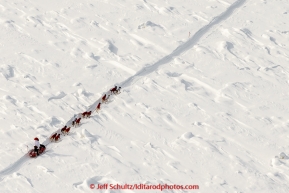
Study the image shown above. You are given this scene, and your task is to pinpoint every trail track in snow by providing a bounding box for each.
[0,155,30,182]
[120,0,246,87]
[0,90,116,182]
[0,0,246,182]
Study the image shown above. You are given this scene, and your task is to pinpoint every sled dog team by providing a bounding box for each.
[33,86,121,155]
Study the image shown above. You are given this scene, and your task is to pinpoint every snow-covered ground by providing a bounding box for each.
[0,0,289,192]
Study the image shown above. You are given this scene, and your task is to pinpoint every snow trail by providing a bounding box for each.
[1,0,289,192]
[0,0,245,181]
[0,89,118,180]
[120,0,246,87]
[0,155,30,182]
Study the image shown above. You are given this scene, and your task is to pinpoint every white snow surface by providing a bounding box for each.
[0,0,289,192]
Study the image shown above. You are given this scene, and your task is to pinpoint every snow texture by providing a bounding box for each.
[0,0,289,192]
